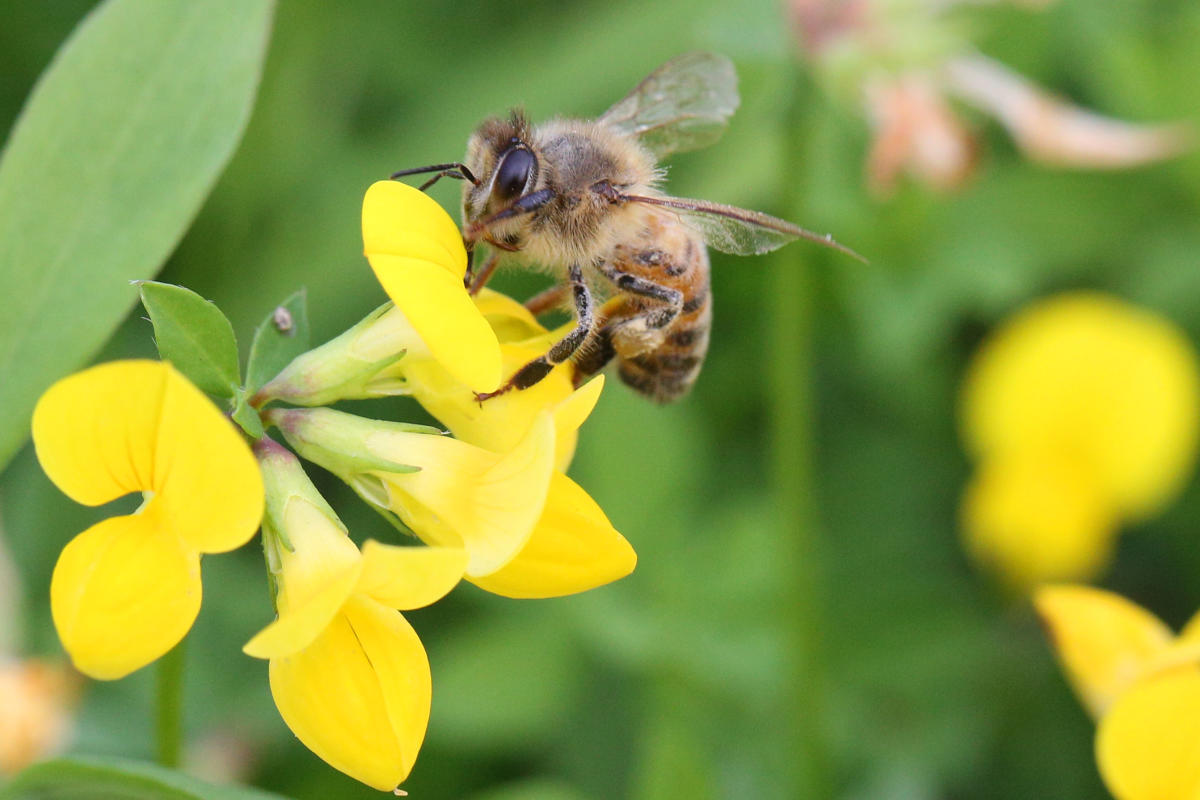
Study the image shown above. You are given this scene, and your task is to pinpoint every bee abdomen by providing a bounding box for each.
[617,301,711,403]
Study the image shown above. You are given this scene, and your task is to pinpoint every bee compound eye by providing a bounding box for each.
[492,148,535,204]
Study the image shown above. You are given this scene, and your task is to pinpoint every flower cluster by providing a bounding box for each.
[958,292,1200,590]
[31,180,634,791]
[1037,585,1200,800]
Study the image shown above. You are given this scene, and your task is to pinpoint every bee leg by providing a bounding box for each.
[572,322,616,387]
[468,252,500,294]
[595,264,683,355]
[475,264,594,402]
[524,284,568,315]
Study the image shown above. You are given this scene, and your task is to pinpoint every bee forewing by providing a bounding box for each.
[625,195,867,261]
[599,52,739,159]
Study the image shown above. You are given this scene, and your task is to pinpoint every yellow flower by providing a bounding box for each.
[261,288,584,472]
[247,440,465,791]
[372,289,584,472]
[268,380,636,599]
[959,293,1200,588]
[362,179,501,393]
[1036,585,1200,799]
[269,406,557,578]
[32,361,263,679]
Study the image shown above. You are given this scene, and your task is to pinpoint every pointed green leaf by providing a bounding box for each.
[139,282,240,397]
[0,0,275,471]
[245,289,311,394]
[0,755,290,800]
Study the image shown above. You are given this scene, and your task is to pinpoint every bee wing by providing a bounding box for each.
[625,194,867,261]
[599,52,739,159]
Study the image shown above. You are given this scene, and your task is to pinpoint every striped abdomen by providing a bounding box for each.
[603,214,712,403]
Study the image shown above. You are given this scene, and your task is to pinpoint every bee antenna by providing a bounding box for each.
[389,162,479,187]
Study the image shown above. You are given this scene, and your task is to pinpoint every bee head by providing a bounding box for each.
[463,110,541,233]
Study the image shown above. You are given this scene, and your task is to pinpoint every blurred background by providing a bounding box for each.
[4,1,1200,798]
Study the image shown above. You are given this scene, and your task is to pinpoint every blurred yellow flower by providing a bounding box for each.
[0,658,79,775]
[959,293,1200,589]
[1036,585,1200,799]
[247,440,465,792]
[362,179,501,393]
[32,361,263,679]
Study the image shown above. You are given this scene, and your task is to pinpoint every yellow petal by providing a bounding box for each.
[269,600,428,791]
[362,180,465,274]
[271,496,361,612]
[1096,668,1200,800]
[33,360,174,505]
[373,413,556,577]
[961,449,1117,590]
[961,292,1200,518]
[405,352,597,472]
[32,361,263,554]
[243,559,362,660]
[1034,585,1174,718]
[153,367,264,554]
[554,374,605,437]
[343,596,431,779]
[368,254,501,393]
[471,471,636,599]
[357,541,466,610]
[51,514,200,680]
[474,287,545,341]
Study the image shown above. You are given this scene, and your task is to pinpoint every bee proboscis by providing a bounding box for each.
[391,52,861,403]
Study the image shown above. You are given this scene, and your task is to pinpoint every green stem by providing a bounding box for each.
[769,69,829,799]
[155,638,186,768]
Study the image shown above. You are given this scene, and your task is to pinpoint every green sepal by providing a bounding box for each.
[245,288,310,395]
[139,281,240,398]
[229,389,264,439]
[256,302,412,406]
[0,755,290,800]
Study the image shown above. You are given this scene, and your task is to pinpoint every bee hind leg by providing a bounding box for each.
[475,264,594,402]
[596,264,683,356]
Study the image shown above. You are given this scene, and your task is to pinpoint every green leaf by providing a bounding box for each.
[139,282,240,397]
[230,389,265,439]
[245,289,311,394]
[0,0,275,470]
[0,755,290,800]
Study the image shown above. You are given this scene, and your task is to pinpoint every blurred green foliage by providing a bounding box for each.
[4,1,1200,798]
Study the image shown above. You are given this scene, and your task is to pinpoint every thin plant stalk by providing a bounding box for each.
[155,638,186,768]
[769,66,830,799]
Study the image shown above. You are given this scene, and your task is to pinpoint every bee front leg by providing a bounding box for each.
[474,264,594,402]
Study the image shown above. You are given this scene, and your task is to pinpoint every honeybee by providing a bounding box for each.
[392,52,860,402]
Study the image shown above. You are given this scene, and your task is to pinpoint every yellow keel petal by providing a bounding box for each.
[269,603,428,791]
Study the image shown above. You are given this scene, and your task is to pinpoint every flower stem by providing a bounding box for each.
[769,68,830,799]
[155,638,186,768]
